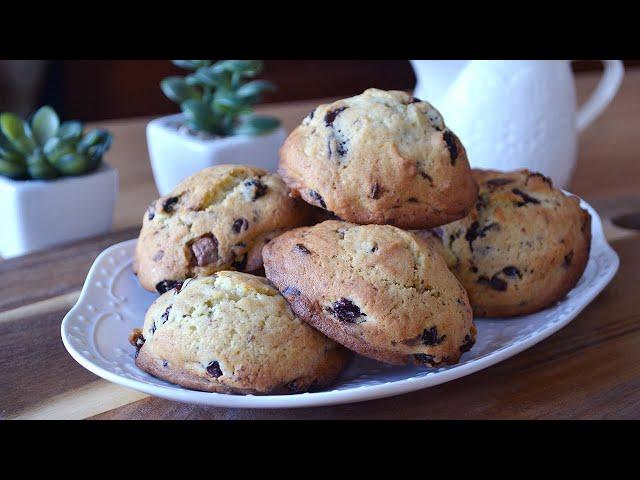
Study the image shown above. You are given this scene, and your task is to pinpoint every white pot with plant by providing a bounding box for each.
[147,60,286,195]
[0,106,117,258]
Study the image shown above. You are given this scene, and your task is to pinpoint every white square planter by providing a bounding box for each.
[147,113,287,195]
[0,163,118,259]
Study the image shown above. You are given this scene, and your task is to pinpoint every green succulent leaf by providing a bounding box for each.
[194,67,227,88]
[0,144,24,164]
[0,113,36,154]
[230,70,241,89]
[211,60,263,77]
[161,77,201,103]
[44,137,76,162]
[31,106,60,146]
[11,135,37,155]
[85,143,108,170]
[233,116,280,136]
[0,132,19,155]
[181,99,219,134]
[184,75,201,87]
[172,60,210,70]
[0,125,31,179]
[0,157,28,179]
[229,104,254,117]
[80,130,111,171]
[213,89,245,111]
[43,137,60,156]
[78,129,113,152]
[27,148,59,180]
[236,80,276,99]
[0,112,27,141]
[51,152,90,176]
[58,121,84,141]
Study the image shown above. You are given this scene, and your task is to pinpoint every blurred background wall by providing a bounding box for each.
[1,60,638,121]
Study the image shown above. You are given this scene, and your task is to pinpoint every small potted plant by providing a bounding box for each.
[0,106,117,258]
[147,60,286,195]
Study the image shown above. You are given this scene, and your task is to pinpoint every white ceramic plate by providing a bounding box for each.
[62,199,619,409]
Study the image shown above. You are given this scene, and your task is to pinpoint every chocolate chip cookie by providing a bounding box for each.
[419,169,592,317]
[262,220,477,366]
[134,165,317,293]
[131,272,350,394]
[278,88,478,229]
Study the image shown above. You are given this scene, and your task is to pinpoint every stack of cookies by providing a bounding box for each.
[130,88,591,395]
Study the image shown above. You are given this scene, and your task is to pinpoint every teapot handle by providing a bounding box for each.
[575,60,624,133]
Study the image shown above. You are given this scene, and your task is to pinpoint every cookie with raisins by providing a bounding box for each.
[263,220,476,366]
[278,88,478,229]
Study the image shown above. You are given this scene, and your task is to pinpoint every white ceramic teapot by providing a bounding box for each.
[411,60,624,188]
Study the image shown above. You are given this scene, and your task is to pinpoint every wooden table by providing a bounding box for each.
[2,70,639,420]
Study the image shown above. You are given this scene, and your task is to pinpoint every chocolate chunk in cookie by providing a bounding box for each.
[232,218,249,234]
[487,177,514,188]
[443,130,459,165]
[413,353,438,367]
[478,275,508,292]
[328,298,366,323]
[190,234,219,267]
[512,188,541,207]
[155,280,184,295]
[324,106,347,127]
[206,361,223,378]
[162,196,179,213]
[370,183,382,200]
[293,243,311,255]
[564,250,574,267]
[421,326,446,346]
[161,305,172,324]
[244,178,268,201]
[308,190,327,209]
[502,266,521,278]
[460,333,475,353]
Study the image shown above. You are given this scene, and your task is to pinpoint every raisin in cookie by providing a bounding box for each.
[419,169,592,317]
[262,220,476,366]
[278,88,478,229]
[134,165,317,294]
[130,272,350,395]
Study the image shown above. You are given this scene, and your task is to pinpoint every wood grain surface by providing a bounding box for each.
[1,69,639,420]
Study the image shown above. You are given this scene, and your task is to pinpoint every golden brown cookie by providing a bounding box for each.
[419,169,592,317]
[262,220,476,366]
[278,88,478,229]
[131,272,350,395]
[133,165,317,293]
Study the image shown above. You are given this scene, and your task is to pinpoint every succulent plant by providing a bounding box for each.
[161,60,280,137]
[0,106,112,181]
